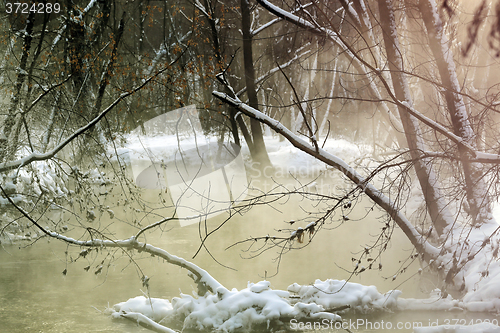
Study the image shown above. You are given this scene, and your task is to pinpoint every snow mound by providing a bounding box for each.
[111,281,340,332]
[111,296,173,322]
[287,279,401,313]
[172,281,340,331]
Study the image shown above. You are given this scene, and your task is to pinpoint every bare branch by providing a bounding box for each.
[1,181,225,295]
[235,46,311,97]
[0,67,169,173]
[212,90,440,261]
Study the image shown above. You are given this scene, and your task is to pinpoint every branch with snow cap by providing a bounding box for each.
[251,2,315,37]
[212,90,439,261]
[49,232,226,296]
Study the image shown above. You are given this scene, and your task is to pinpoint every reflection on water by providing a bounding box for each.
[1,175,498,332]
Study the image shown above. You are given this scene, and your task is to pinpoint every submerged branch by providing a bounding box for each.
[119,312,177,333]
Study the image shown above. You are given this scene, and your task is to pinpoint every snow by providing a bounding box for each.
[3,127,500,332]
[248,135,362,179]
[110,280,341,332]
[111,296,173,322]
[110,274,500,332]
[2,94,500,333]
[0,142,482,330]
[288,279,401,313]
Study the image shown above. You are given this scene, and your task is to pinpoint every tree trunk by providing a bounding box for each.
[241,0,273,168]
[0,12,35,163]
[377,0,453,235]
[419,0,494,226]
[202,0,241,147]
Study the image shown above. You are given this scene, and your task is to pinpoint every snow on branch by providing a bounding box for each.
[111,280,342,332]
[58,234,224,295]
[256,0,324,32]
[251,17,281,37]
[257,0,500,165]
[23,76,72,116]
[47,230,225,295]
[212,90,439,260]
[251,2,314,37]
[193,0,210,18]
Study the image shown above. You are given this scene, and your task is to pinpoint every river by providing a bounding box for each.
[0,170,498,332]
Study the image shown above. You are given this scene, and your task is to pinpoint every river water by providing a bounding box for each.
[0,172,498,332]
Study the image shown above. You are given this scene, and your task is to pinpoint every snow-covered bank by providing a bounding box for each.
[114,133,364,180]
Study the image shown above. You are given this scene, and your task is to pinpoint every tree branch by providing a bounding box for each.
[256,0,500,165]
[235,46,311,97]
[0,67,169,173]
[1,181,225,295]
[212,90,440,261]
